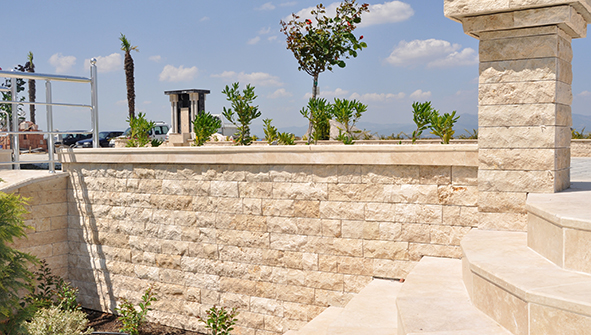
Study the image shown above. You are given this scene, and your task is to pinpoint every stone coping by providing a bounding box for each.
[0,170,68,193]
[57,144,479,167]
[462,229,591,318]
[526,181,591,230]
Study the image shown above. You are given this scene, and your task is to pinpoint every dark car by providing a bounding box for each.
[56,131,92,147]
[75,131,124,148]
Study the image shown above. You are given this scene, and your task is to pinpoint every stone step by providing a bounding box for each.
[462,229,591,335]
[396,256,511,335]
[527,181,591,274]
[285,306,344,335]
[327,279,401,335]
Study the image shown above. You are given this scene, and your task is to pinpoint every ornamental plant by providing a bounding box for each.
[222,82,261,146]
[411,101,436,144]
[278,132,296,145]
[126,112,155,147]
[429,110,460,144]
[331,98,367,138]
[116,285,157,335]
[24,305,93,335]
[300,98,331,144]
[280,0,369,135]
[198,305,239,335]
[193,111,222,146]
[263,118,279,144]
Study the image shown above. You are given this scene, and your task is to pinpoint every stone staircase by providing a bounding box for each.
[285,279,402,335]
[288,181,591,335]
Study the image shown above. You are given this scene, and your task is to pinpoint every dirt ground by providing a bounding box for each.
[84,309,204,335]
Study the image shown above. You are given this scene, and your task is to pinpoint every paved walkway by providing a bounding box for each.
[572,157,591,181]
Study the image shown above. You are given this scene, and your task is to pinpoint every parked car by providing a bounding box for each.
[75,131,124,148]
[109,121,170,147]
[55,131,92,147]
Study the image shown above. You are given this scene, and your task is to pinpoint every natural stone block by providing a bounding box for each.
[239,182,273,198]
[437,185,478,206]
[373,259,416,279]
[270,233,307,252]
[365,203,395,221]
[218,245,263,264]
[242,198,262,215]
[305,271,344,291]
[216,214,267,232]
[263,199,295,217]
[478,212,528,231]
[294,201,320,218]
[363,240,409,260]
[149,194,192,210]
[319,201,365,220]
[379,222,403,241]
[478,170,559,193]
[276,284,315,304]
[408,243,462,261]
[343,275,373,293]
[479,148,570,171]
[530,302,591,334]
[479,81,572,105]
[321,219,341,237]
[328,183,388,202]
[318,255,374,275]
[400,223,431,243]
[419,166,451,185]
[314,289,354,308]
[220,292,250,310]
[273,182,327,201]
[210,181,239,198]
[451,166,478,186]
[479,191,528,213]
[217,230,270,249]
[270,165,313,183]
[480,57,572,84]
[478,126,570,149]
[161,180,209,196]
[479,33,572,62]
[250,297,284,317]
[478,103,571,127]
[399,184,438,204]
[337,165,362,184]
[396,204,442,224]
[430,225,471,245]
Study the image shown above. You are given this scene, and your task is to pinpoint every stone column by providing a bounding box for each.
[169,94,179,134]
[445,2,591,230]
[189,92,200,135]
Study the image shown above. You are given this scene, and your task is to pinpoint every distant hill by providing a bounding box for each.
[252,113,591,139]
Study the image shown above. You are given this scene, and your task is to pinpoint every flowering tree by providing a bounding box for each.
[280,0,368,135]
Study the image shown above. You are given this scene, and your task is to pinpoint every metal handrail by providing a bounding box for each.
[0,59,99,173]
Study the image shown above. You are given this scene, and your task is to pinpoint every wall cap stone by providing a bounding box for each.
[58,144,479,167]
[0,170,68,193]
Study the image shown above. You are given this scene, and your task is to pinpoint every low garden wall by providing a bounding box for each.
[572,139,591,157]
[59,145,478,334]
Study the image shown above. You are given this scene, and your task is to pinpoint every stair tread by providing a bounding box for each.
[397,257,511,335]
[328,279,401,335]
[292,306,344,335]
[462,229,591,316]
[526,181,591,230]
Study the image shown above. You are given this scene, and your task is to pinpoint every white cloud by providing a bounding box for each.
[259,27,272,35]
[280,1,297,6]
[159,65,198,82]
[360,1,414,27]
[409,89,431,100]
[349,92,406,101]
[49,53,76,74]
[303,87,349,100]
[116,100,127,106]
[578,91,591,97]
[268,36,278,41]
[268,88,293,99]
[84,53,122,73]
[287,1,411,26]
[248,36,261,45]
[200,16,210,22]
[386,39,477,68]
[257,2,275,10]
[212,71,283,87]
[149,55,162,62]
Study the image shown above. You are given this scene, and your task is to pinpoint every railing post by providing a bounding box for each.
[45,80,55,173]
[11,76,19,170]
[90,58,99,148]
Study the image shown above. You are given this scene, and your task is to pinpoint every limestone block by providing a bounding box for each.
[408,243,462,261]
[400,223,431,243]
[319,201,365,220]
[149,194,192,210]
[430,225,472,245]
[294,200,320,218]
[270,165,313,183]
[305,271,344,291]
[478,170,558,193]
[479,103,571,127]
[239,182,273,198]
[311,165,338,183]
[479,81,572,105]
[451,166,478,186]
[437,185,478,206]
[527,213,564,267]
[328,183,388,202]
[283,302,310,321]
[361,165,395,184]
[161,180,209,196]
[306,236,363,257]
[276,284,315,304]
[216,230,270,248]
[219,245,263,263]
[564,228,591,273]
[479,191,528,213]
[365,202,396,221]
[399,184,438,204]
[419,166,451,185]
[480,58,572,84]
[251,297,284,317]
[134,265,160,281]
[336,165,362,184]
[214,197,243,214]
[320,219,341,237]
[479,148,570,171]
[237,311,265,330]
[379,221,403,241]
[188,243,219,259]
[270,233,308,252]
[318,255,374,275]
[478,212,528,231]
[479,125,571,149]
[210,181,239,198]
[480,33,572,63]
[267,267,306,286]
[373,259,416,279]
[273,182,327,201]
[267,216,308,235]
[314,289,354,308]
[151,209,196,227]
[343,275,373,293]
[530,302,591,334]
[396,204,443,224]
[363,240,409,260]
[263,199,295,217]
[185,272,220,290]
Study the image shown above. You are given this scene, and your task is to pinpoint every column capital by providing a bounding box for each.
[445,1,591,39]
[169,94,179,103]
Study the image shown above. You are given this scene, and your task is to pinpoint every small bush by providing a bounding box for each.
[24,305,93,335]
[429,110,459,144]
[572,128,591,139]
[222,82,261,146]
[193,111,222,146]
[126,112,155,147]
[411,101,435,143]
[198,306,239,335]
[116,285,157,335]
[278,132,296,145]
[300,98,331,144]
[263,118,278,144]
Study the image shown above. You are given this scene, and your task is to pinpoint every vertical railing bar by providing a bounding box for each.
[90,58,99,149]
[11,76,19,170]
[46,80,55,173]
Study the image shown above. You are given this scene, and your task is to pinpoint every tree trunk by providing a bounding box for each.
[307,75,319,144]
[124,52,136,120]
[28,79,35,125]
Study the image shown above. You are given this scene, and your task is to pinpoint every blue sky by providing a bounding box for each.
[3,1,591,136]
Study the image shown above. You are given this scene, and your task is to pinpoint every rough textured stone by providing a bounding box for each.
[479,103,571,127]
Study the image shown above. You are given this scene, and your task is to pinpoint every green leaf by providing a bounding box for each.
[337,60,346,68]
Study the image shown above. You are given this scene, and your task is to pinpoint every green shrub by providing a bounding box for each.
[278,132,296,145]
[198,306,239,335]
[126,112,155,147]
[0,192,38,335]
[458,128,478,139]
[429,110,459,144]
[300,98,331,144]
[572,128,591,139]
[116,285,157,335]
[331,98,367,139]
[222,82,261,146]
[193,111,222,146]
[24,305,93,335]
[263,118,279,144]
[411,101,435,144]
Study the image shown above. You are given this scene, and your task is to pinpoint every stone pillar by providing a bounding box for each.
[189,92,200,135]
[169,94,179,134]
[445,2,591,230]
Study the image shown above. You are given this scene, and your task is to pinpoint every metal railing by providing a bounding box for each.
[0,59,98,173]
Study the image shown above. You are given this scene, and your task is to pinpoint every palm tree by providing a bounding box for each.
[24,52,35,124]
[119,33,138,120]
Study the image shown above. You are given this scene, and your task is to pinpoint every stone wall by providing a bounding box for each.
[4,174,69,278]
[572,139,591,157]
[61,145,478,334]
[0,149,11,169]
